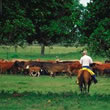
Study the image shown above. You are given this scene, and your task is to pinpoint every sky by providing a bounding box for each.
[80,0,90,6]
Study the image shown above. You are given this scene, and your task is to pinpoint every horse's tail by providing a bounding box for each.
[79,70,84,84]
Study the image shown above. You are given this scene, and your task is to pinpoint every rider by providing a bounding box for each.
[79,50,98,84]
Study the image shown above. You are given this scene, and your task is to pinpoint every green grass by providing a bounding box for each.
[0,45,109,109]
[0,75,110,110]
[0,45,83,60]
[0,45,107,62]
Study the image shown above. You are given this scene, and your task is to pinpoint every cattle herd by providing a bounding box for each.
[0,59,110,77]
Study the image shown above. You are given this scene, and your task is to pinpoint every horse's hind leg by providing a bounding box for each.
[88,81,91,93]
[79,83,83,93]
[84,83,87,93]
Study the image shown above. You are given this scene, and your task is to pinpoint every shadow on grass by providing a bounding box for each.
[0,90,110,102]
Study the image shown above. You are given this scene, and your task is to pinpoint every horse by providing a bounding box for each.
[77,69,92,93]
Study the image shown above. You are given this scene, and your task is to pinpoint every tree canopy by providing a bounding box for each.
[80,0,110,58]
[1,0,35,46]
[1,0,110,57]
[1,0,83,55]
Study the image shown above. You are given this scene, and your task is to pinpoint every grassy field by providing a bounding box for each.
[0,45,109,110]
[0,75,110,110]
[0,45,106,62]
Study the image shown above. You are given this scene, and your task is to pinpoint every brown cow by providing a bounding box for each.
[94,61,103,65]
[23,61,58,76]
[69,61,82,75]
[39,60,81,77]
[92,63,110,75]
[26,65,41,77]
[105,60,110,63]
[9,61,26,74]
[0,61,14,74]
[41,63,73,77]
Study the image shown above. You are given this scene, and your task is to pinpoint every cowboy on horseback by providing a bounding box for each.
[77,50,98,84]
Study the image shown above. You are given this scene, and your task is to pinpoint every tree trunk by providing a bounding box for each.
[15,45,17,53]
[6,47,9,59]
[0,0,2,16]
[41,44,45,56]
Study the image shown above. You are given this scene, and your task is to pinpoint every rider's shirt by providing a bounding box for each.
[80,55,93,67]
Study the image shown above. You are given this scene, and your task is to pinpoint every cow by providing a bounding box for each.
[9,61,26,74]
[0,61,14,74]
[91,63,110,76]
[23,61,56,75]
[38,60,81,77]
[26,66,41,77]
[105,60,110,64]
[41,63,73,77]
[69,61,82,75]
[94,61,103,64]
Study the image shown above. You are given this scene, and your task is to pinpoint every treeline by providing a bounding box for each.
[0,0,110,58]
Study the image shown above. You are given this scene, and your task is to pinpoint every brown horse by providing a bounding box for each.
[77,69,92,93]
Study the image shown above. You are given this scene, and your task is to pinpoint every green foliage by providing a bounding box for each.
[89,18,110,57]
[0,0,35,46]
[1,18,35,45]
[80,0,110,58]
[0,0,84,55]
[21,0,83,46]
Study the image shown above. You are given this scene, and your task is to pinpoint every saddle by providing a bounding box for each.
[80,68,95,75]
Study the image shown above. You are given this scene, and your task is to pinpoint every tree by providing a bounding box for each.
[80,0,110,57]
[0,0,2,16]
[89,18,110,57]
[20,0,83,55]
[1,0,83,56]
[0,0,35,50]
